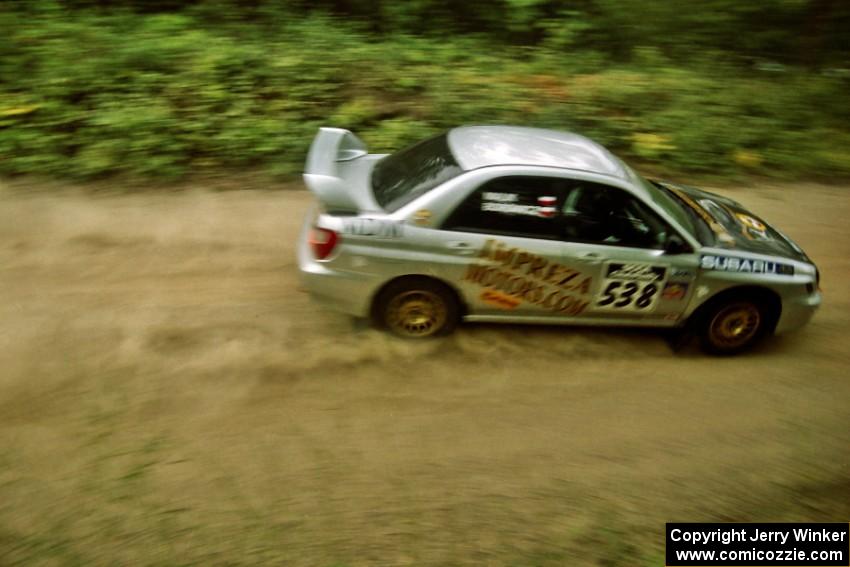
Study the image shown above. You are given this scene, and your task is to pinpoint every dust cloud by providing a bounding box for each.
[1,181,848,565]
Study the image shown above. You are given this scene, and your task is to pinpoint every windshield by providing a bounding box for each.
[621,163,712,245]
[371,133,463,212]
[616,161,694,235]
[647,181,717,246]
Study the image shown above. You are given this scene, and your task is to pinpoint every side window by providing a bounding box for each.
[561,183,668,249]
[442,176,568,240]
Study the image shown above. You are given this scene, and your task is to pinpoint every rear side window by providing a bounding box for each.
[442,176,570,240]
[444,176,672,248]
[371,133,463,213]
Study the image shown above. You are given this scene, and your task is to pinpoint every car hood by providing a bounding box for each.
[657,181,811,263]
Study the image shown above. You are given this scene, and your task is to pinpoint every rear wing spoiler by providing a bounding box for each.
[303,128,368,212]
[305,127,367,175]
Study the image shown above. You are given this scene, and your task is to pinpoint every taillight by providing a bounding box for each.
[308,227,339,260]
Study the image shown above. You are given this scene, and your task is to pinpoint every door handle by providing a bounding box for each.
[446,241,476,255]
[578,252,605,264]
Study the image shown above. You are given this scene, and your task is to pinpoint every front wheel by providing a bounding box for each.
[375,279,460,338]
[699,298,768,355]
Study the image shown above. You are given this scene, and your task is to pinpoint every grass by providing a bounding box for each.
[1,7,849,183]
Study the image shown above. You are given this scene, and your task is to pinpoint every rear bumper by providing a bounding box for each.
[296,224,378,319]
[775,290,821,334]
[298,260,376,318]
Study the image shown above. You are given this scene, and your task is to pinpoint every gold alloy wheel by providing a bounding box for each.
[385,290,448,338]
[708,302,762,349]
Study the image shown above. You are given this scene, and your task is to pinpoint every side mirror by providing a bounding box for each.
[664,234,690,255]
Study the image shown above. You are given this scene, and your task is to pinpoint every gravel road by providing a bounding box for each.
[1,181,848,565]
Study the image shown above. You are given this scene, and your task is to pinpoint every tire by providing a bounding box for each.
[698,296,769,355]
[374,278,460,338]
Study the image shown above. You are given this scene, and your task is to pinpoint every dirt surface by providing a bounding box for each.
[1,181,848,566]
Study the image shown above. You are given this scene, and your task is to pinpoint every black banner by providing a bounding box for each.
[666,523,849,566]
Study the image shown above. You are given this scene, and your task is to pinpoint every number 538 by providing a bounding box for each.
[596,280,658,310]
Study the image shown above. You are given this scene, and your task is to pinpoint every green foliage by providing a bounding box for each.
[0,2,848,181]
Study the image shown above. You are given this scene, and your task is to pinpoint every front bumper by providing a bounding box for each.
[775,290,821,334]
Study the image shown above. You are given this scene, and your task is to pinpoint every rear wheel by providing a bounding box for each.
[375,279,459,338]
[699,297,768,355]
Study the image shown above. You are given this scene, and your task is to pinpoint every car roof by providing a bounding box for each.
[447,125,630,180]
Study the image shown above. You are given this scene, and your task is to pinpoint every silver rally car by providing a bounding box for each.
[297,125,821,354]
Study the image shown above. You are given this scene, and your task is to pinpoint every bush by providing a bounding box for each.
[1,4,848,181]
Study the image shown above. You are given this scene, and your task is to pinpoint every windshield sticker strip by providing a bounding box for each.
[701,255,794,275]
[664,185,736,245]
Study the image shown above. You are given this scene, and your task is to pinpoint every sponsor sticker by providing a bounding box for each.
[537,195,558,218]
[463,239,591,317]
[480,289,522,310]
[412,209,432,225]
[341,218,403,238]
[482,192,518,202]
[481,202,543,216]
[662,282,689,300]
[480,192,559,218]
[701,255,794,275]
[595,262,668,312]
